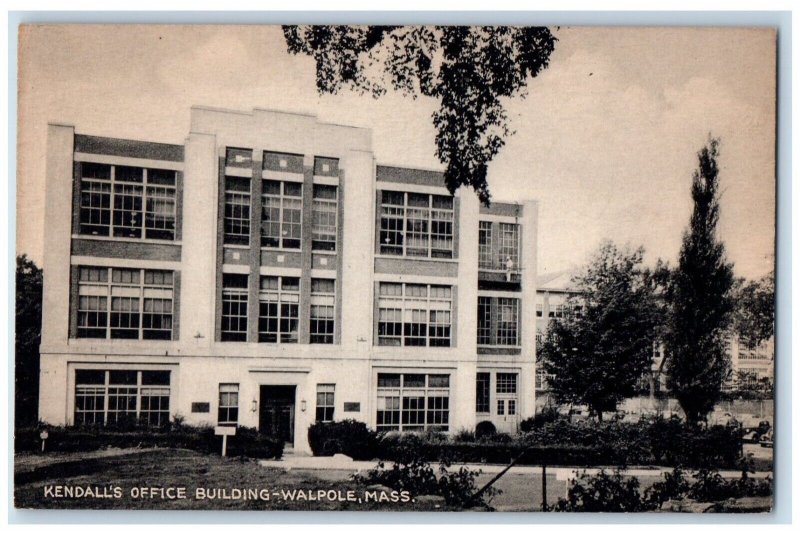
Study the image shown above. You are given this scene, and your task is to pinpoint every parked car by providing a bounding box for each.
[759,429,774,448]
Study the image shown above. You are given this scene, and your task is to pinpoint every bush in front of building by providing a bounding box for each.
[307,419,379,460]
[474,420,497,440]
[14,424,283,460]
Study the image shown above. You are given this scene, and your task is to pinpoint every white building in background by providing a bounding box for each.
[39,106,539,453]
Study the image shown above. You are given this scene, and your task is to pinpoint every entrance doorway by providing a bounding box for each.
[259,385,296,446]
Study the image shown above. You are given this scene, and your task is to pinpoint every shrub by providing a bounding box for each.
[519,405,562,433]
[474,420,497,440]
[307,419,378,460]
[452,428,475,442]
[354,437,498,508]
[554,470,649,512]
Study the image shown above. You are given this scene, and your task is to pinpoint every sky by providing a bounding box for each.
[16,25,776,279]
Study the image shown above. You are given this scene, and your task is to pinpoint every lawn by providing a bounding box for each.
[14,449,454,511]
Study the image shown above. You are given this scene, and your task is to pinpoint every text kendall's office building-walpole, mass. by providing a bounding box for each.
[39,106,538,453]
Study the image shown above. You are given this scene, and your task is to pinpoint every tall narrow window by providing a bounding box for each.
[496,298,520,346]
[224,176,251,245]
[315,384,335,422]
[310,278,335,344]
[379,191,405,255]
[261,180,302,249]
[476,372,490,413]
[478,221,493,269]
[76,267,174,340]
[221,274,248,342]
[477,296,492,345]
[312,185,338,251]
[258,276,299,343]
[498,223,520,269]
[218,383,239,425]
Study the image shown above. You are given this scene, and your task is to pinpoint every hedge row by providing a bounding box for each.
[307,417,743,469]
[15,425,284,460]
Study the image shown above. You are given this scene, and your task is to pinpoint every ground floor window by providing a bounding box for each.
[218,383,239,425]
[376,372,450,432]
[74,369,171,427]
[476,371,519,418]
[316,384,335,422]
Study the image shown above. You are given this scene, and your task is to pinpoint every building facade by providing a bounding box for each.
[39,106,538,453]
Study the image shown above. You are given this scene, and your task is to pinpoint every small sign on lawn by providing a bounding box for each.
[214,426,236,457]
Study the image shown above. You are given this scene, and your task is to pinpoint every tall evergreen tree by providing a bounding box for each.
[15,254,43,428]
[666,138,735,424]
[540,241,660,420]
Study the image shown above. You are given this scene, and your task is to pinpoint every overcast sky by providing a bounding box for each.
[16,25,776,279]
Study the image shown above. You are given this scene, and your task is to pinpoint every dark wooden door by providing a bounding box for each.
[259,385,296,445]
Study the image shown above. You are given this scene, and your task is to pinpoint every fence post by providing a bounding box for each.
[541,464,548,511]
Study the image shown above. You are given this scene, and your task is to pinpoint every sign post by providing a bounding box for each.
[39,430,49,453]
[214,426,236,457]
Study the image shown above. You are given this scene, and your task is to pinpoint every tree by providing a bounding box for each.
[283,25,557,204]
[15,254,43,428]
[665,138,735,424]
[540,241,660,420]
[732,271,774,347]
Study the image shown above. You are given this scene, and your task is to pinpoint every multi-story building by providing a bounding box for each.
[39,106,538,452]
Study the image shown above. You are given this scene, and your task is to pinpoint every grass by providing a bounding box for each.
[14,449,456,511]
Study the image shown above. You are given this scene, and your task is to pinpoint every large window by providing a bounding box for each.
[312,185,338,251]
[258,276,299,343]
[262,180,302,249]
[218,383,239,425]
[378,191,454,258]
[76,267,174,340]
[316,384,335,422]
[79,162,177,240]
[498,223,520,269]
[223,176,251,245]
[476,296,520,347]
[74,369,170,427]
[221,274,248,342]
[377,283,452,347]
[376,373,450,432]
[310,278,335,344]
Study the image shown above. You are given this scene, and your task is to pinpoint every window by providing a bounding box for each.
[376,373,450,432]
[74,369,170,427]
[536,302,543,317]
[224,176,251,245]
[79,163,177,240]
[218,383,239,425]
[478,221,493,269]
[476,296,520,346]
[495,372,519,418]
[476,372,490,413]
[261,180,302,249]
[498,223,520,269]
[378,191,454,258]
[258,276,299,343]
[477,296,492,345]
[310,279,335,344]
[377,283,452,347]
[76,267,174,340]
[221,274,248,341]
[497,298,520,346]
[316,384,335,422]
[312,185,338,251]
